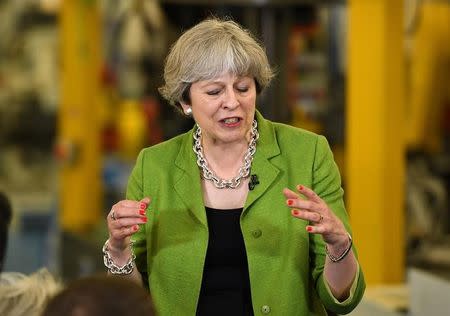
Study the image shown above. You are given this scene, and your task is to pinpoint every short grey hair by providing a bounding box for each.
[159,17,275,111]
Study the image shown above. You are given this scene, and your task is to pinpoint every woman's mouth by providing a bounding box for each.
[220,117,241,127]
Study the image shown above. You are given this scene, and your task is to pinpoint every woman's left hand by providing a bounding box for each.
[283,185,348,248]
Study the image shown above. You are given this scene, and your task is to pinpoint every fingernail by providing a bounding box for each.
[133,225,139,231]
[298,185,304,191]
[141,217,147,223]
[292,210,299,216]
[140,203,147,209]
[139,209,146,215]
[306,226,312,232]
[287,199,293,206]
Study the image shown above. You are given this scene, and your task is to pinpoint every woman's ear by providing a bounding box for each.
[180,103,192,116]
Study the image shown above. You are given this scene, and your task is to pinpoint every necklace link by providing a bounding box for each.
[193,120,259,189]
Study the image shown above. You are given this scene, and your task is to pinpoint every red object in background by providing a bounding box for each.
[100,63,118,87]
[142,96,163,145]
[102,123,119,153]
[54,140,78,165]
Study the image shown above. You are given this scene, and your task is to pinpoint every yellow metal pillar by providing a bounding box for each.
[347,1,405,284]
[59,0,103,233]
[406,2,450,153]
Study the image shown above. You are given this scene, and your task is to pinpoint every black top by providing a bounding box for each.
[196,207,254,316]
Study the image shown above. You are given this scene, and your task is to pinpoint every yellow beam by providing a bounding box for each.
[406,2,450,153]
[59,0,103,233]
[347,0,405,284]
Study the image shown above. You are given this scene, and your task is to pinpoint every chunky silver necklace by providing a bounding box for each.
[193,119,259,189]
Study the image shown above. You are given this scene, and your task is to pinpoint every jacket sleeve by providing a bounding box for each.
[127,149,150,290]
[310,135,365,315]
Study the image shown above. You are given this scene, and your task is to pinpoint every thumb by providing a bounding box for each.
[140,197,151,205]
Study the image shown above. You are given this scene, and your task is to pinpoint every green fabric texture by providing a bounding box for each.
[127,111,365,315]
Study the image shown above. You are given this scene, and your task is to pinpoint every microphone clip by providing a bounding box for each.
[248,174,260,191]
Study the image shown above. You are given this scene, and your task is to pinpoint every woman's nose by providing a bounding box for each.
[222,89,239,109]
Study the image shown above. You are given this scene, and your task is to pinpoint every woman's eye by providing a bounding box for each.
[206,89,221,96]
[237,87,249,93]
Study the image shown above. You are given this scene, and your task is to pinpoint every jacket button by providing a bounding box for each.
[261,305,271,314]
[252,229,262,238]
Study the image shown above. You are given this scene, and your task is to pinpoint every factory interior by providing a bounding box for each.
[0,0,449,315]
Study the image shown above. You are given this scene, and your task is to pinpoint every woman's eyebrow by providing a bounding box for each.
[198,80,223,89]
[199,76,251,88]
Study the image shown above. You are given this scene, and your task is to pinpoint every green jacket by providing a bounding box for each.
[128,111,365,315]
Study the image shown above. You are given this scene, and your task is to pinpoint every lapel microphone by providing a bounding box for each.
[248,174,260,191]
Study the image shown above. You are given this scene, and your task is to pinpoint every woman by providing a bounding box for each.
[103,18,365,315]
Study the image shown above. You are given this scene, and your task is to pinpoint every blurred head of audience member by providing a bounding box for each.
[0,268,61,316]
[0,191,12,272]
[41,274,155,316]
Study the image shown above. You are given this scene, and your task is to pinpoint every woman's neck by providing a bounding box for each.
[202,139,249,179]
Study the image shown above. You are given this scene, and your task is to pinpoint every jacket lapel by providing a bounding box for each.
[173,128,207,226]
[244,111,281,211]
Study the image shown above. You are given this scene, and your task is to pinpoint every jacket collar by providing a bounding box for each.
[243,110,280,212]
[174,110,281,225]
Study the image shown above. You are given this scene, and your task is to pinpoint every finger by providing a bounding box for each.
[107,209,116,222]
[283,188,299,199]
[288,199,318,211]
[111,225,140,240]
[292,209,323,222]
[140,197,151,206]
[297,185,322,203]
[306,224,326,234]
[138,197,151,215]
[116,199,148,208]
[116,199,150,213]
[108,207,141,222]
[286,196,319,211]
[110,216,148,229]
[110,200,149,220]
[283,188,302,208]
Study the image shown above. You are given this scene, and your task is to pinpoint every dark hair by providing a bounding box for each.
[0,191,12,272]
[41,274,155,316]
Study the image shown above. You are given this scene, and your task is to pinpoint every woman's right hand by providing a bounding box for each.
[107,197,150,251]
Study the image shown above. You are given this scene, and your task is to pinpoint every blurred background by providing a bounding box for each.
[0,0,448,315]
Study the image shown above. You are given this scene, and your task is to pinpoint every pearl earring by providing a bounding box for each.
[185,107,192,116]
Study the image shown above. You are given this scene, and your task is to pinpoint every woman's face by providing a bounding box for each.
[181,72,257,146]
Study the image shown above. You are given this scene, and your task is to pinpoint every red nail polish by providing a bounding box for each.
[298,185,304,191]
[292,210,298,215]
[133,225,139,231]
[141,217,147,223]
[306,226,312,232]
[139,209,146,215]
[140,203,146,209]
[287,199,293,206]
